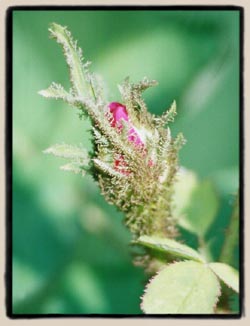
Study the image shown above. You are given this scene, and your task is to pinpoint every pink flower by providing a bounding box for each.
[108,102,129,129]
[107,102,153,174]
[108,102,144,147]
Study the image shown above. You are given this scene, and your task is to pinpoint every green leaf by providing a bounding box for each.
[173,168,198,219]
[49,23,90,98]
[173,132,186,151]
[44,144,90,176]
[209,262,239,293]
[180,180,219,236]
[60,162,87,176]
[163,100,177,123]
[44,144,89,161]
[141,261,221,314]
[136,235,205,263]
[38,82,75,106]
[154,100,177,127]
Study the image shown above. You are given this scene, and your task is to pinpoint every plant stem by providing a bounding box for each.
[219,193,239,266]
[198,236,212,262]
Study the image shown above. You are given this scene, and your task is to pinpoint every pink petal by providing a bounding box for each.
[108,102,143,146]
[108,102,128,128]
[107,101,151,175]
[128,128,144,146]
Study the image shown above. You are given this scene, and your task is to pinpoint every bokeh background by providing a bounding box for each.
[13,9,240,314]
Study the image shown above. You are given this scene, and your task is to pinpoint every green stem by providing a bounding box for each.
[198,236,212,262]
[219,193,239,266]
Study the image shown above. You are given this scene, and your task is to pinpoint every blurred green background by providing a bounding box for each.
[13,9,239,314]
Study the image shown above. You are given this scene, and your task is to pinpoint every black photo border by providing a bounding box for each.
[5,4,245,319]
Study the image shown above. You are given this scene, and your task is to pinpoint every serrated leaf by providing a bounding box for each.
[38,82,75,106]
[173,132,186,151]
[44,144,89,162]
[161,100,177,124]
[49,23,90,98]
[181,180,219,236]
[141,261,220,314]
[136,235,205,263]
[44,144,90,176]
[60,162,87,176]
[153,100,177,127]
[209,262,239,293]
